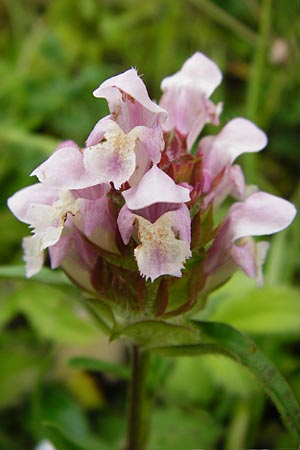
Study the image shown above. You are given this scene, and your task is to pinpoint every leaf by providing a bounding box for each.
[8,283,99,344]
[0,265,72,287]
[69,357,130,379]
[190,320,300,441]
[118,319,199,348]
[201,272,300,337]
[0,332,40,408]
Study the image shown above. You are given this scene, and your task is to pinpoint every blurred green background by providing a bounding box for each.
[0,1,299,449]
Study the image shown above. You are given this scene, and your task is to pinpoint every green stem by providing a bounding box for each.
[125,345,151,450]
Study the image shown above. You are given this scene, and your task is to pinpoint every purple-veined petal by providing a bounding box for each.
[134,212,191,281]
[30,191,81,248]
[49,226,100,294]
[168,204,191,245]
[31,145,91,190]
[71,184,110,201]
[7,183,59,224]
[76,196,119,254]
[127,141,151,187]
[199,118,267,186]
[22,236,44,277]
[122,165,190,210]
[84,120,161,189]
[93,69,167,130]
[160,52,222,149]
[186,99,222,151]
[231,239,269,286]
[57,140,78,149]
[117,204,136,245]
[229,192,297,240]
[133,125,165,164]
[204,192,296,285]
[86,114,114,147]
[202,164,245,209]
[49,232,73,269]
[161,52,222,99]
[9,187,81,250]
[117,203,191,247]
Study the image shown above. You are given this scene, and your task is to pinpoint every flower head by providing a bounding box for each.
[8,53,296,319]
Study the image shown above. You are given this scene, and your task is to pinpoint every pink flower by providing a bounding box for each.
[8,181,118,279]
[7,52,296,317]
[160,52,222,151]
[199,117,267,194]
[118,165,191,281]
[203,192,296,291]
[93,68,167,131]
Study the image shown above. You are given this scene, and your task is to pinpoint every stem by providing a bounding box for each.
[125,345,151,450]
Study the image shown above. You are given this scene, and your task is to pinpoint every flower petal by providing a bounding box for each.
[122,165,190,210]
[134,212,191,281]
[49,226,100,294]
[202,164,245,209]
[93,68,167,130]
[22,236,44,277]
[161,52,222,102]
[85,114,114,147]
[160,52,222,148]
[199,118,267,185]
[77,196,119,254]
[7,184,59,224]
[84,120,162,189]
[229,192,297,240]
[117,204,136,245]
[31,145,91,190]
[231,239,269,286]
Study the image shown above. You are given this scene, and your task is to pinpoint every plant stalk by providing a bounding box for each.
[125,345,151,450]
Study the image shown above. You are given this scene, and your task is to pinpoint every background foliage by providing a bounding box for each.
[0,0,299,449]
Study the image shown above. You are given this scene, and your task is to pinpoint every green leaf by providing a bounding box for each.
[7,283,99,344]
[201,272,300,337]
[0,332,40,409]
[0,265,72,287]
[69,357,130,379]
[42,423,91,450]
[118,319,199,348]
[190,320,300,441]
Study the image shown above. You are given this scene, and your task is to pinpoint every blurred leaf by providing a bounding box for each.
[201,272,300,337]
[39,386,89,440]
[165,353,258,401]
[164,356,215,404]
[0,331,40,409]
[69,357,130,379]
[33,385,107,450]
[0,265,72,287]
[192,320,300,440]
[5,283,98,344]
